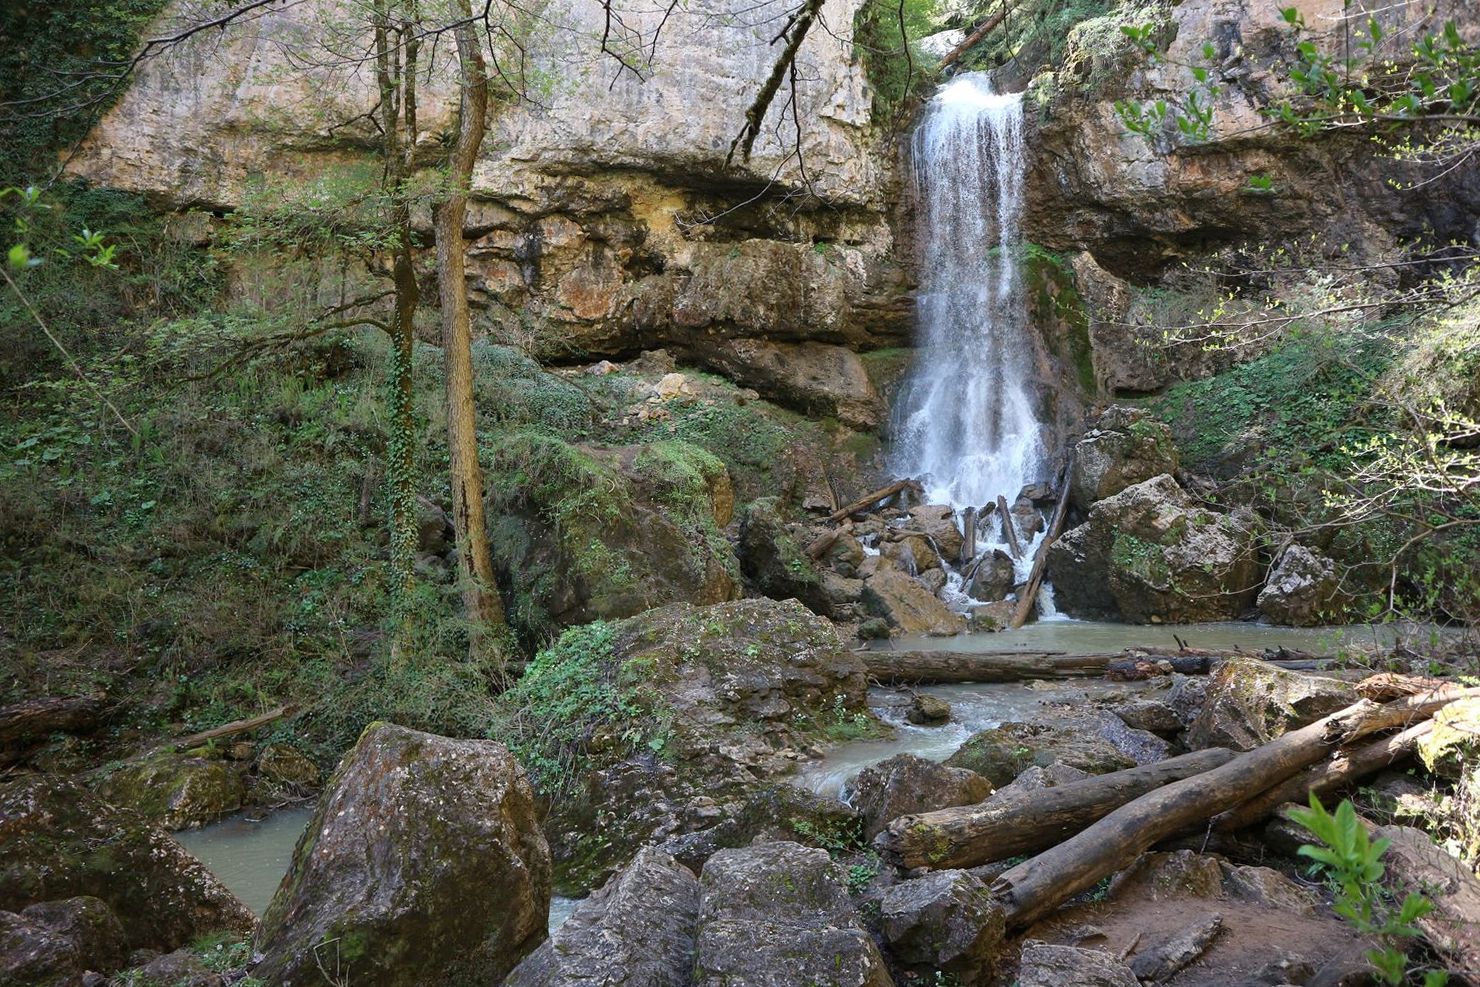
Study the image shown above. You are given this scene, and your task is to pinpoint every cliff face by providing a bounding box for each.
[69,0,911,415]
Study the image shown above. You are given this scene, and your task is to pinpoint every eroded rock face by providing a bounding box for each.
[1046,474,1261,623]
[850,754,993,839]
[738,498,829,614]
[505,848,699,987]
[254,723,551,987]
[1257,544,1350,626]
[695,842,894,987]
[1186,657,1356,751]
[1069,407,1179,511]
[0,777,253,953]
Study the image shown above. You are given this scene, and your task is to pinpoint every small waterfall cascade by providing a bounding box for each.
[890,74,1046,512]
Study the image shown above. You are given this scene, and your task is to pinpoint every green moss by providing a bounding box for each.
[1024,244,1097,396]
[1110,532,1171,587]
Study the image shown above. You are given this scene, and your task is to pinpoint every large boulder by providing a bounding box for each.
[906,505,965,562]
[945,721,1137,787]
[861,564,966,637]
[486,435,740,642]
[498,599,882,892]
[1186,658,1356,751]
[877,869,1006,980]
[95,754,245,830]
[0,776,253,953]
[737,497,828,614]
[849,754,993,839]
[1256,545,1351,625]
[254,723,551,987]
[1069,407,1180,510]
[694,842,894,987]
[0,897,129,987]
[505,848,698,987]
[1046,474,1261,623]
[691,339,883,430]
[967,549,1017,602]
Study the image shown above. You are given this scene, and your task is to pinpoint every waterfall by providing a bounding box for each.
[890,74,1045,512]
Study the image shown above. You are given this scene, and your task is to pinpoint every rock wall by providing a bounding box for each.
[67,0,912,413]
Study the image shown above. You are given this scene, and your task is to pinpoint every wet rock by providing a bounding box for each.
[1220,864,1318,915]
[1017,941,1138,987]
[0,897,129,987]
[967,549,1016,602]
[1129,912,1224,982]
[906,693,952,726]
[1115,698,1184,736]
[1012,496,1046,539]
[882,534,943,574]
[917,567,949,596]
[906,505,965,562]
[988,760,1092,801]
[877,869,1005,980]
[95,754,245,831]
[969,600,1017,632]
[738,497,827,613]
[694,842,893,987]
[945,721,1134,787]
[824,532,867,577]
[1069,407,1180,511]
[254,743,319,795]
[1109,850,1225,901]
[254,723,550,987]
[0,776,253,953]
[1258,545,1351,625]
[1047,475,1262,623]
[857,617,891,641]
[862,565,966,637]
[1187,658,1356,752]
[505,848,698,987]
[851,754,992,840]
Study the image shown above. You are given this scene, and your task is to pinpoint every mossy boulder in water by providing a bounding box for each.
[496,598,883,892]
[253,723,551,987]
[1047,474,1261,623]
[946,721,1136,787]
[0,776,253,953]
[95,753,245,830]
[486,433,740,643]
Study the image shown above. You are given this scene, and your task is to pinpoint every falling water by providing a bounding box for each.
[890,75,1045,511]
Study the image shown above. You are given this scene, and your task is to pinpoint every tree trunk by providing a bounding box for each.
[859,648,1322,685]
[990,686,1480,928]
[0,696,104,766]
[877,748,1236,870]
[436,4,509,666]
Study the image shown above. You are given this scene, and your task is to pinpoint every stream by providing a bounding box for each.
[174,620,1432,927]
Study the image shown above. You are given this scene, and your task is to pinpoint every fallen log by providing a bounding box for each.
[997,495,1023,559]
[990,685,1480,929]
[1274,804,1480,978]
[861,648,1329,686]
[961,506,977,564]
[827,478,922,523]
[167,705,296,752]
[0,695,105,765]
[805,525,845,561]
[939,1,1014,69]
[1009,453,1074,630]
[1212,719,1433,832]
[878,748,1236,870]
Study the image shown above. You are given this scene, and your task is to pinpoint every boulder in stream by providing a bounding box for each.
[1069,406,1180,511]
[944,721,1137,788]
[1257,544,1351,625]
[253,723,551,987]
[1186,657,1356,751]
[967,549,1016,603]
[850,754,993,839]
[505,847,698,987]
[95,753,245,830]
[861,563,966,636]
[906,504,964,562]
[0,776,253,953]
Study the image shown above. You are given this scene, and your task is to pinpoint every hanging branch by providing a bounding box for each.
[726,0,826,166]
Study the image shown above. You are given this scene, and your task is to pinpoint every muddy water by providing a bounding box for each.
[178,805,580,930]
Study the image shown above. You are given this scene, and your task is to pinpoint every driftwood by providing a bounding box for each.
[168,705,296,751]
[1213,718,1434,832]
[939,1,1014,69]
[878,748,1237,870]
[0,695,105,765]
[961,506,977,564]
[996,495,1023,559]
[990,685,1480,928]
[827,479,922,523]
[1009,454,1074,630]
[805,525,845,561]
[861,648,1326,686]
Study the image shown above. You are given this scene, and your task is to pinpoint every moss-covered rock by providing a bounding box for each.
[254,722,551,987]
[1069,406,1179,511]
[495,598,884,893]
[945,721,1135,787]
[737,497,828,612]
[486,433,741,643]
[96,753,245,830]
[0,896,129,987]
[0,776,253,953]
[1186,658,1356,752]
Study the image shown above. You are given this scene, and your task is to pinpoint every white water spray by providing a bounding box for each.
[890,75,1045,511]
